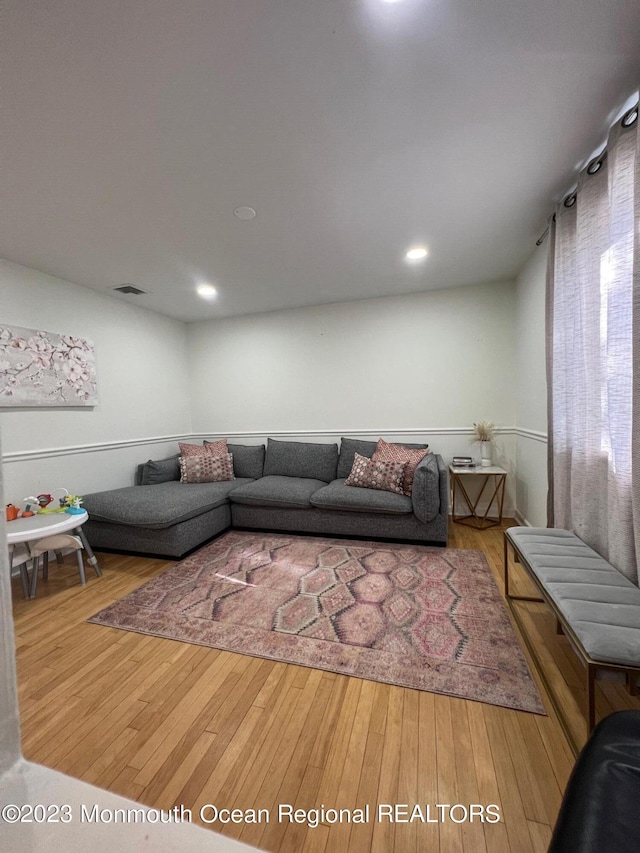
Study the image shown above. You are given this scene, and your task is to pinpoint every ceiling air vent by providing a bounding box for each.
[113,284,147,295]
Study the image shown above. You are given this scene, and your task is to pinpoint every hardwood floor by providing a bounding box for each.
[11,522,640,852]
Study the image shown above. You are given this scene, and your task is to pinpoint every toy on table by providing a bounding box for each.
[20,497,36,517]
[63,495,84,515]
[33,488,69,513]
[25,494,59,515]
[18,488,84,517]
[5,504,19,522]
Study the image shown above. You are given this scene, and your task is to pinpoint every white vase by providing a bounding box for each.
[479,441,492,467]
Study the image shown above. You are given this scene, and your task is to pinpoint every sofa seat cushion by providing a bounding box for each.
[228,476,327,509]
[82,479,254,529]
[310,479,413,515]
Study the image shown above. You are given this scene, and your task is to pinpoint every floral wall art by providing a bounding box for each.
[0,325,98,407]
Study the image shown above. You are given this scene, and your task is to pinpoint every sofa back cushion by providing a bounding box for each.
[138,454,180,485]
[206,441,265,479]
[337,438,379,479]
[263,438,338,483]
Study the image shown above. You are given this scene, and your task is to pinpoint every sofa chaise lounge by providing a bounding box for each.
[81,437,448,558]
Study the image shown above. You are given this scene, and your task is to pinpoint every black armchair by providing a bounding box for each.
[549,711,640,853]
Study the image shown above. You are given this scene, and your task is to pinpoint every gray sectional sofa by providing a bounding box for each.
[82,437,448,558]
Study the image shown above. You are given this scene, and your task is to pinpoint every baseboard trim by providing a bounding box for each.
[513,510,533,527]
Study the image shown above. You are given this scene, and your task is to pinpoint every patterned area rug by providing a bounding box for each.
[89,531,544,713]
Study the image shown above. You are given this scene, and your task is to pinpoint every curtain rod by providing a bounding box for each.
[536,226,549,247]
[536,214,556,246]
[535,101,638,247]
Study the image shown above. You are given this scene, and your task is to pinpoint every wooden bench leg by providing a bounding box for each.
[587,664,597,735]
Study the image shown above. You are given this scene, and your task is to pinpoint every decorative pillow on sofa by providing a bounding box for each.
[205,441,265,479]
[372,438,429,495]
[179,439,228,458]
[202,437,229,456]
[179,453,235,484]
[344,453,406,495]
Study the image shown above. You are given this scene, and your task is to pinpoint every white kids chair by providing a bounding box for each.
[28,533,87,599]
[8,543,32,599]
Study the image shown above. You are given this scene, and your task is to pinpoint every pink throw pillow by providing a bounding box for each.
[179,453,234,483]
[203,438,230,457]
[344,453,406,495]
[179,438,228,458]
[372,438,429,495]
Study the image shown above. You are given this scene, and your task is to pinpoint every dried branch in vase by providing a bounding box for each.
[471,421,495,442]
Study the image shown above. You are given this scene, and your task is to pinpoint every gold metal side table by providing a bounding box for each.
[449,465,507,529]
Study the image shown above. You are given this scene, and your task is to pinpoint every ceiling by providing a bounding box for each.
[3,0,640,323]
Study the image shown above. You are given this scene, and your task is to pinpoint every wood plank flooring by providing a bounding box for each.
[11,522,640,852]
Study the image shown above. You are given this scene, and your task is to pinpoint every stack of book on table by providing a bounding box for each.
[452,456,475,469]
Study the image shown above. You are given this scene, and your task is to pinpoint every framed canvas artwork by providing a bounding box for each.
[0,325,98,407]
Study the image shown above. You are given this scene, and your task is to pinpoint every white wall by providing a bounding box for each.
[0,260,192,502]
[188,281,518,513]
[1,262,527,517]
[189,281,517,432]
[514,245,549,527]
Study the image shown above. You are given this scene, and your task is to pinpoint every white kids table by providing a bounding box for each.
[6,510,101,598]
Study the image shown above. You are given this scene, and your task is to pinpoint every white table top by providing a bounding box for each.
[6,510,88,545]
[449,465,507,475]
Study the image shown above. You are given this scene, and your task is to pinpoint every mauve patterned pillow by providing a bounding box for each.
[344,453,406,495]
[179,453,234,483]
[372,438,429,495]
[203,438,229,456]
[179,439,228,458]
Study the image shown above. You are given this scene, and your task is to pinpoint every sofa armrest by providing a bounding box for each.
[412,453,447,523]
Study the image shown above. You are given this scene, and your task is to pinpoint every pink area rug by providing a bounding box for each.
[89,531,545,713]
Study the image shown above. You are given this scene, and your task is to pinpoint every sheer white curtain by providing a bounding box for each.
[548,103,639,584]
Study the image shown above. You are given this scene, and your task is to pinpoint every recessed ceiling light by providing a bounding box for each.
[196,283,217,299]
[234,206,256,220]
[405,246,428,261]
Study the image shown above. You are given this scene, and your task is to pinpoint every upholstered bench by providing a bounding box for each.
[504,527,640,748]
